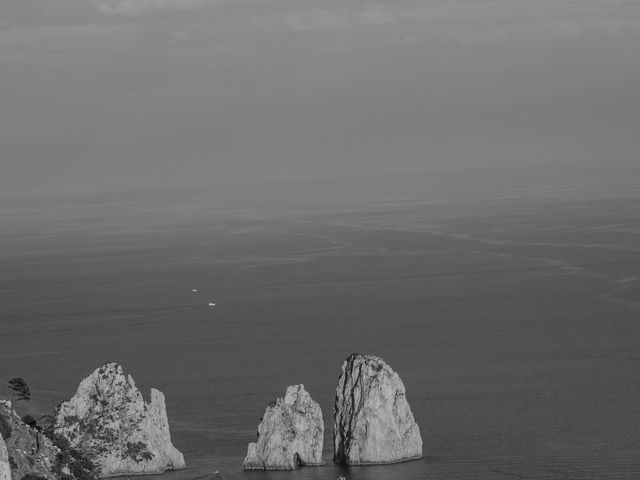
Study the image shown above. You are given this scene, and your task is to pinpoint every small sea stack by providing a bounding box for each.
[243,384,324,470]
[333,353,422,465]
[54,363,185,477]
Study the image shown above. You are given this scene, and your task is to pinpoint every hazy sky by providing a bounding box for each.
[1,0,639,194]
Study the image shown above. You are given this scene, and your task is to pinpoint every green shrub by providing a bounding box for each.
[46,433,100,480]
[8,378,31,402]
[22,415,37,428]
[124,441,154,462]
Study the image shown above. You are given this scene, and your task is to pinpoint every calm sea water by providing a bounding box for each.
[1,179,639,479]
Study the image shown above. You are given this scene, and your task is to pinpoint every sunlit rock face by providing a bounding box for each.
[333,353,422,465]
[243,384,324,470]
[54,363,185,477]
[0,400,61,480]
[1,429,11,480]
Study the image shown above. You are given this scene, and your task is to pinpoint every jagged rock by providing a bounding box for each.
[1,430,10,480]
[0,400,59,480]
[54,363,185,477]
[243,385,324,470]
[333,354,422,465]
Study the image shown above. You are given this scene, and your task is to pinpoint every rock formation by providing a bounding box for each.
[0,400,61,480]
[243,384,324,470]
[54,363,185,477]
[333,354,422,464]
[1,430,10,480]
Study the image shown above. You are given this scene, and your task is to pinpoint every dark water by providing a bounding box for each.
[1,179,640,479]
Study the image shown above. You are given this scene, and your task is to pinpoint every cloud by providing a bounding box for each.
[2,0,640,59]
[0,0,25,30]
[0,24,141,59]
[236,0,640,44]
[94,0,209,16]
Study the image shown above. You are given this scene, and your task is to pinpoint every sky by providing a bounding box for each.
[1,0,639,194]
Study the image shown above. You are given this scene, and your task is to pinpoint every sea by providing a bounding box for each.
[1,173,639,480]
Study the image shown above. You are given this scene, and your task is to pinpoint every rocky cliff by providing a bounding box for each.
[333,354,422,465]
[54,363,185,477]
[243,385,324,470]
[1,429,10,480]
[0,401,60,480]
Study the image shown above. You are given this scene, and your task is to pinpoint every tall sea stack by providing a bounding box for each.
[333,353,422,465]
[54,363,185,477]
